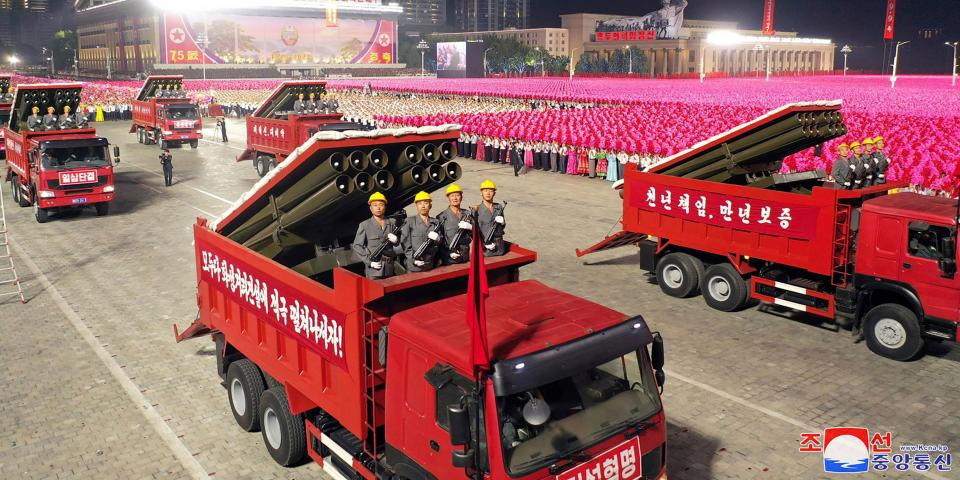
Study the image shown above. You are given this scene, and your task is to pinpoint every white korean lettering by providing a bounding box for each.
[602,456,620,480]
[585,464,602,480]
[695,196,707,217]
[720,200,733,222]
[738,203,752,224]
[659,190,672,211]
[677,193,691,214]
[778,208,792,229]
[620,447,638,477]
[645,186,656,208]
[758,206,773,224]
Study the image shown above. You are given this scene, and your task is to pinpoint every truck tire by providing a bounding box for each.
[863,304,924,361]
[255,156,268,178]
[10,177,18,203]
[701,264,749,312]
[227,359,265,432]
[190,140,198,149]
[656,253,703,298]
[34,202,49,223]
[259,388,307,466]
[95,202,110,216]
[268,158,278,172]
[137,128,143,144]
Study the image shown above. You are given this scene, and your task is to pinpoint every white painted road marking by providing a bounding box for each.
[125,163,234,205]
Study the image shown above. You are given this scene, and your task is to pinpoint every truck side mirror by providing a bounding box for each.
[651,333,665,371]
[942,236,956,260]
[448,405,470,446]
[113,146,120,164]
[452,448,475,468]
[938,258,956,278]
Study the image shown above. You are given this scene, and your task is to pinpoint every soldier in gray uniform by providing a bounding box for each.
[403,191,443,273]
[860,138,877,186]
[872,136,889,185]
[352,192,401,280]
[293,93,307,114]
[475,180,506,257]
[58,105,77,129]
[328,95,339,113]
[848,142,866,189]
[831,143,853,189]
[305,93,318,114]
[26,106,43,131]
[437,184,473,264]
[42,106,59,130]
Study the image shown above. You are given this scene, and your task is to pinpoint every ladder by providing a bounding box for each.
[0,180,26,304]
[831,203,853,288]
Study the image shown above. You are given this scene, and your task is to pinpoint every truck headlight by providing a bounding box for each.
[103,185,115,193]
[196,130,203,134]
[38,190,56,198]
[162,130,173,135]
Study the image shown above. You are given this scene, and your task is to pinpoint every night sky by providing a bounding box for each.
[530,0,960,73]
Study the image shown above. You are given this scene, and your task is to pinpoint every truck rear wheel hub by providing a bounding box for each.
[874,318,907,349]
[264,407,282,449]
[663,265,684,288]
[230,378,246,416]
[708,277,730,300]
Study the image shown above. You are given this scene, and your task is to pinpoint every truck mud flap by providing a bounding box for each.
[305,421,371,480]
[576,230,649,258]
[752,277,835,319]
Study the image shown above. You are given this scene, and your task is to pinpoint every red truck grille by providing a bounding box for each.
[48,176,108,190]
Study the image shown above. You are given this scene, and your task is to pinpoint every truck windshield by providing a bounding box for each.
[168,106,198,120]
[41,146,110,169]
[497,351,661,475]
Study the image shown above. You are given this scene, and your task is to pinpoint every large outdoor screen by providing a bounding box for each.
[436,42,467,77]
[161,13,397,65]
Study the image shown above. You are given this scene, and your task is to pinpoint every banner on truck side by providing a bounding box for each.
[197,236,347,370]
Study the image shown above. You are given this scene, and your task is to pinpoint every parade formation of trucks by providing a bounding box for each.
[4,83,120,223]
[130,75,203,149]
[580,101,958,362]
[237,81,354,178]
[0,75,13,160]
[176,123,669,480]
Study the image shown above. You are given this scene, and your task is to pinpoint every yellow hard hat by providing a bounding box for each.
[368,192,387,205]
[414,191,432,202]
[862,138,874,145]
[445,184,463,196]
[838,143,849,149]
[874,136,884,143]
[480,180,497,190]
[850,141,861,148]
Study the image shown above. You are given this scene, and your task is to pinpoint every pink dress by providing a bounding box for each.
[524,148,534,168]
[566,149,579,175]
[476,140,485,161]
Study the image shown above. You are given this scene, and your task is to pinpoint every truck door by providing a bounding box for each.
[901,222,960,322]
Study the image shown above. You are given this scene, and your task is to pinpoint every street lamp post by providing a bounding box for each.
[947,42,958,87]
[535,47,544,77]
[890,40,909,90]
[840,45,852,76]
[483,47,493,78]
[752,44,764,78]
[569,47,580,80]
[417,40,429,77]
[625,45,632,75]
[8,55,19,73]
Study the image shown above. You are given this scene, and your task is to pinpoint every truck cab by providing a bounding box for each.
[855,193,959,353]
[386,282,667,480]
[4,83,120,223]
[0,75,13,159]
[131,75,202,149]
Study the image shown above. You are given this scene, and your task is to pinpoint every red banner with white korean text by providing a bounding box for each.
[762,0,776,36]
[884,0,897,40]
[627,179,818,240]
[196,235,348,370]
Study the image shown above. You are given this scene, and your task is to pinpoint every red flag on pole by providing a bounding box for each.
[466,220,491,371]
[883,0,897,40]
[761,0,776,36]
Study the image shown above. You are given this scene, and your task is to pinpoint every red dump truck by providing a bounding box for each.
[4,83,120,223]
[237,80,351,178]
[176,126,669,480]
[580,101,958,362]
[0,75,13,159]
[130,75,202,149]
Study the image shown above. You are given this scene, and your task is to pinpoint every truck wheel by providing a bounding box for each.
[17,182,29,207]
[10,177,18,203]
[34,202,49,223]
[190,140,198,149]
[863,304,924,361]
[255,157,268,178]
[259,388,306,466]
[137,128,143,144]
[268,158,277,172]
[227,359,265,432]
[701,264,749,312]
[95,202,110,216]
[656,253,703,298]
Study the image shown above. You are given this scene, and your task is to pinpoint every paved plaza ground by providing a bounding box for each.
[1,119,957,479]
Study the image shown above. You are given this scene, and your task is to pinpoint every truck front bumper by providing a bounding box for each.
[39,192,114,209]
